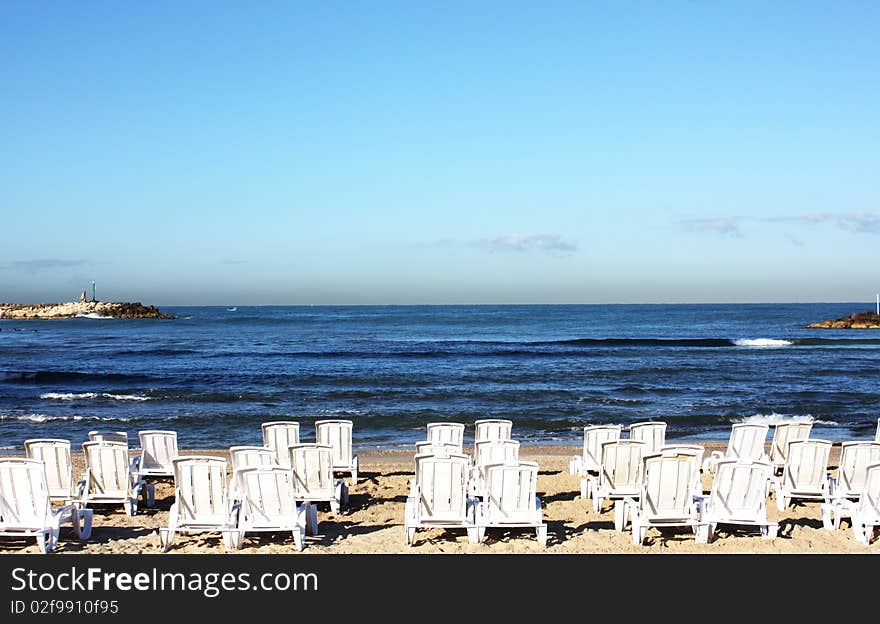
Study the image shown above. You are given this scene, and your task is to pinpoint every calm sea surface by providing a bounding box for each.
[2,304,880,450]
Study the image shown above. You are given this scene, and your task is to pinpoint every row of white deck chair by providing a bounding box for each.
[404,448,547,547]
[87,420,360,486]
[406,422,547,547]
[159,442,352,551]
[569,420,818,480]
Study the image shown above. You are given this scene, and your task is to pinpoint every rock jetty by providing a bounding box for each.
[807,311,880,329]
[0,301,174,320]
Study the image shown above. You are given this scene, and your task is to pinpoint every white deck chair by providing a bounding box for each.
[134,430,178,479]
[820,441,880,530]
[261,421,300,467]
[570,424,622,479]
[425,422,465,451]
[159,456,237,552]
[404,451,478,546]
[703,423,770,473]
[876,418,880,443]
[88,431,128,444]
[773,439,832,511]
[229,445,279,501]
[828,462,880,545]
[471,440,520,496]
[24,439,82,503]
[288,444,348,527]
[628,421,667,454]
[315,419,359,486]
[474,460,547,546]
[77,441,154,516]
[0,458,92,552]
[699,459,777,541]
[474,419,513,442]
[229,466,310,551]
[769,421,813,474]
[660,445,706,494]
[625,449,708,546]
[584,439,646,524]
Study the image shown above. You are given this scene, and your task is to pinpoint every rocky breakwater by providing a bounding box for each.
[808,311,880,329]
[0,301,175,320]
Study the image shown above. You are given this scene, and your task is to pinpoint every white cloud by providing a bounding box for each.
[476,233,578,254]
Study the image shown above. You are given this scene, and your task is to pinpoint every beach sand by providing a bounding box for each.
[1,443,874,555]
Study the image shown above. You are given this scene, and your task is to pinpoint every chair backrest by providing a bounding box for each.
[414,441,462,456]
[171,456,229,525]
[288,444,336,499]
[229,446,278,471]
[857,462,880,517]
[0,459,52,528]
[599,440,646,493]
[708,459,772,520]
[412,452,471,522]
[660,444,705,470]
[640,450,700,520]
[425,423,465,449]
[783,439,832,491]
[261,422,300,467]
[24,439,73,500]
[474,419,513,442]
[725,424,769,461]
[769,421,813,465]
[315,420,354,468]
[235,466,298,528]
[629,422,667,454]
[138,430,178,472]
[88,431,128,444]
[481,461,540,521]
[836,442,880,497]
[582,425,622,471]
[82,441,131,497]
[474,440,520,471]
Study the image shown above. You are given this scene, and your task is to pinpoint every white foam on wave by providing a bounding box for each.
[733,338,794,348]
[74,313,115,319]
[40,392,150,401]
[0,413,131,422]
[40,392,98,400]
[737,412,839,427]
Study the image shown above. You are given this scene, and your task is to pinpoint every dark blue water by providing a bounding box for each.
[2,304,880,450]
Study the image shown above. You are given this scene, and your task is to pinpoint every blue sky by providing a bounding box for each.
[2,2,879,305]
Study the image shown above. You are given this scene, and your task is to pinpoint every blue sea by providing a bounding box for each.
[2,304,880,450]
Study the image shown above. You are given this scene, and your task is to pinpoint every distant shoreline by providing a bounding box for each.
[0,301,174,320]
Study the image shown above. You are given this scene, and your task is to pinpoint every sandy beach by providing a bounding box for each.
[1,442,874,555]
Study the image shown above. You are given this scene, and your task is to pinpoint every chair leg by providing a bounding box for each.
[762,523,778,539]
[593,495,602,514]
[466,527,479,544]
[159,528,174,553]
[405,526,416,546]
[126,498,137,517]
[292,528,304,552]
[537,525,547,547]
[307,504,319,536]
[821,504,835,531]
[37,531,50,554]
[74,508,93,540]
[613,500,627,532]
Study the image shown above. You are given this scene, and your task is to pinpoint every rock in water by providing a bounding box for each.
[0,301,175,320]
[807,311,880,329]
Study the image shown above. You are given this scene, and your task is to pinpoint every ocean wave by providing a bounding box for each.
[736,413,839,427]
[74,313,115,320]
[733,338,794,348]
[40,392,150,402]
[0,413,133,422]
[1,370,160,384]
